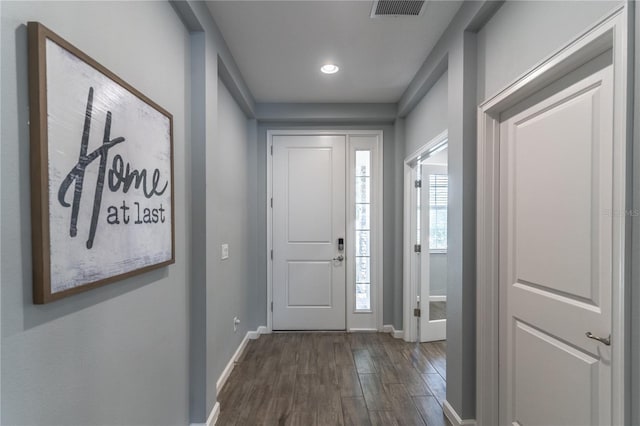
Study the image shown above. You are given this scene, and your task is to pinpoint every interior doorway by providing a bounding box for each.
[404,130,448,343]
[476,9,629,424]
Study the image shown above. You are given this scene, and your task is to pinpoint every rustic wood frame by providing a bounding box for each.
[28,22,175,304]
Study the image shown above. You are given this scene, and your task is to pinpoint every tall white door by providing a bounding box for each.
[272,135,346,330]
[419,163,447,342]
[500,63,614,425]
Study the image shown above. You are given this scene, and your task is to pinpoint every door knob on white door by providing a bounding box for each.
[332,255,344,262]
[585,331,611,346]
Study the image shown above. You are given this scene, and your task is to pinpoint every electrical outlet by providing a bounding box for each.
[233,316,240,332]
[221,243,229,260]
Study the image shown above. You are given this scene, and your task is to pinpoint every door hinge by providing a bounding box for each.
[414,179,422,188]
[271,301,273,312]
[414,244,421,253]
[413,308,421,317]
[270,145,273,155]
[270,249,273,260]
[270,197,273,208]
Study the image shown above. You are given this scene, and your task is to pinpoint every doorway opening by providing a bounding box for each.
[404,130,448,343]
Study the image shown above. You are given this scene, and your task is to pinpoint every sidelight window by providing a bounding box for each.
[355,150,371,311]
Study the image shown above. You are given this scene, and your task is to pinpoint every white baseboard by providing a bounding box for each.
[349,328,378,332]
[382,324,404,339]
[443,400,476,426]
[247,325,269,339]
[190,401,219,426]
[429,295,447,302]
[216,325,267,395]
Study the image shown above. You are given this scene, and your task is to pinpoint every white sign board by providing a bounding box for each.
[28,23,174,303]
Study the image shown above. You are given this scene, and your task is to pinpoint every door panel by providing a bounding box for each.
[287,149,332,242]
[501,64,613,425]
[513,320,599,426]
[272,135,346,330]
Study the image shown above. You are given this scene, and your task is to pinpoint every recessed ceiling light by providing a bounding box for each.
[320,64,339,74]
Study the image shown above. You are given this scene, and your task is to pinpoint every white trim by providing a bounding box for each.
[346,132,384,331]
[216,325,267,395]
[348,328,378,332]
[429,295,446,303]
[443,400,476,426]
[267,131,274,333]
[267,130,384,332]
[403,130,448,342]
[247,325,269,340]
[382,324,404,339]
[190,401,220,426]
[476,5,629,426]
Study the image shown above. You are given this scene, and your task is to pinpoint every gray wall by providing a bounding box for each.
[405,71,448,156]
[430,253,447,297]
[1,1,262,425]
[255,122,402,328]
[1,2,191,425]
[209,78,256,390]
[476,0,621,101]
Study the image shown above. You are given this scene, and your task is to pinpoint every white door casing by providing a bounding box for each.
[500,64,613,426]
[272,134,346,330]
[269,131,383,332]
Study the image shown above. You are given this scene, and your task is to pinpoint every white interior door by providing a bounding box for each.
[420,163,447,342]
[272,135,346,330]
[500,62,614,425]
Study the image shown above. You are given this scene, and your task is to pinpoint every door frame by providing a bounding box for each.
[476,5,631,426]
[266,130,384,333]
[403,130,448,342]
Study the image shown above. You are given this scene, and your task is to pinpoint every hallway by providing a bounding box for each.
[217,333,449,426]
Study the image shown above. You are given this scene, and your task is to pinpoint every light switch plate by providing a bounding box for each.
[221,243,229,260]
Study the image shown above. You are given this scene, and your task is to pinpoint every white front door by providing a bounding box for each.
[272,135,346,330]
[500,62,614,425]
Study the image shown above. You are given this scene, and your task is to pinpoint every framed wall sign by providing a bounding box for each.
[27,22,175,304]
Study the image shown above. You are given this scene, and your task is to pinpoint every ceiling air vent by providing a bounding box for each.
[370,0,427,17]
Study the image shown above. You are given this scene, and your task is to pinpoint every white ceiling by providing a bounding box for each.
[206,1,462,103]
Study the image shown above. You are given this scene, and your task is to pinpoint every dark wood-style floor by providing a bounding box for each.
[217,332,450,426]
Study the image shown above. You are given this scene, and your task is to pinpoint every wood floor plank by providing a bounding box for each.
[422,373,446,405]
[335,341,355,367]
[369,411,400,426]
[353,348,377,374]
[293,373,318,413]
[337,366,363,397]
[316,383,344,426]
[267,371,296,422]
[371,356,401,384]
[402,345,438,374]
[421,341,447,378]
[341,397,372,426]
[359,373,393,411]
[384,383,426,425]
[395,365,433,396]
[413,396,450,426]
[284,410,317,426]
[236,382,274,425]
